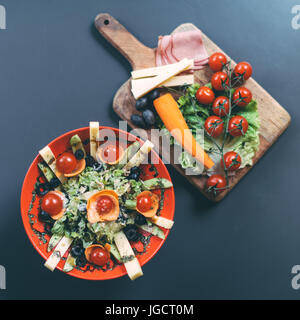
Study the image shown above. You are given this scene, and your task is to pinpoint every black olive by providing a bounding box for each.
[147,89,160,102]
[75,149,85,160]
[93,162,103,172]
[142,109,156,128]
[44,223,53,235]
[128,172,140,181]
[76,256,87,267]
[130,166,140,174]
[124,225,140,242]
[135,214,147,226]
[71,245,84,258]
[78,203,87,213]
[131,114,146,129]
[49,177,60,189]
[38,210,51,222]
[135,97,148,110]
[36,183,50,197]
[85,155,96,167]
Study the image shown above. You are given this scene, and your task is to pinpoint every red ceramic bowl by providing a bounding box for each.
[21,126,175,280]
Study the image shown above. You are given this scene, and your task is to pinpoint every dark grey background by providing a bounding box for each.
[0,0,299,300]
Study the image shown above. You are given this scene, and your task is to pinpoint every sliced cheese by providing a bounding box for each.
[131,59,194,79]
[124,140,154,171]
[131,58,192,99]
[39,146,66,183]
[131,74,194,91]
[89,121,99,160]
[151,215,174,230]
[160,74,194,87]
[114,231,143,280]
[44,236,73,272]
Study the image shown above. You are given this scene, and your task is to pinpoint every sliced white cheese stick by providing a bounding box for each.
[151,215,174,230]
[131,58,192,99]
[39,146,66,183]
[131,74,194,91]
[114,231,143,280]
[44,236,73,271]
[89,121,99,160]
[131,59,194,79]
[124,140,154,171]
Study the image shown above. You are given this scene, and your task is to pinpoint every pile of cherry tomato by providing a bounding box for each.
[195,52,253,195]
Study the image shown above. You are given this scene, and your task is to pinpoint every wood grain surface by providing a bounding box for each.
[95,13,291,201]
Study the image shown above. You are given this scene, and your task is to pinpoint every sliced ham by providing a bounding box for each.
[156,30,209,70]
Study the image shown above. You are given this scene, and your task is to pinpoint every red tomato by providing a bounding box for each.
[233,87,252,107]
[196,86,215,105]
[101,144,121,163]
[211,72,229,91]
[136,194,152,213]
[41,192,63,216]
[228,115,248,136]
[209,52,227,72]
[212,96,230,117]
[90,247,110,266]
[233,62,253,81]
[96,196,114,214]
[204,116,224,138]
[221,151,242,171]
[56,152,77,174]
[206,175,227,194]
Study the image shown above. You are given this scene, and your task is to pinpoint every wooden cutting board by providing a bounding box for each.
[95,13,291,201]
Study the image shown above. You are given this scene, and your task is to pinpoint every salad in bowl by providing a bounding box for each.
[21,122,175,280]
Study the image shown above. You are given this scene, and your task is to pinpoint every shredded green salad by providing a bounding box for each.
[158,83,260,174]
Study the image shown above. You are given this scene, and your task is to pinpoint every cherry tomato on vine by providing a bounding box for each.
[228,115,248,137]
[211,72,229,91]
[233,87,252,107]
[56,152,77,174]
[41,192,64,216]
[221,151,242,171]
[90,247,110,266]
[204,116,224,138]
[233,62,253,81]
[206,174,227,194]
[209,52,227,72]
[212,96,230,117]
[195,86,215,105]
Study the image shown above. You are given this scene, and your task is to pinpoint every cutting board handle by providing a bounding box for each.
[94,13,155,70]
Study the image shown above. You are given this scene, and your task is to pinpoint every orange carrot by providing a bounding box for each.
[153,93,214,169]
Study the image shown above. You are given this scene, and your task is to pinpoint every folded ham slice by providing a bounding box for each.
[156,30,209,70]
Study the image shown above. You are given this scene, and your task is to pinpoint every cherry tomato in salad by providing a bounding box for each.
[211,72,229,91]
[233,62,253,81]
[206,175,227,194]
[228,115,248,137]
[209,52,227,72]
[41,192,63,216]
[204,116,224,138]
[195,86,215,105]
[56,152,77,174]
[233,87,252,107]
[96,195,114,214]
[136,193,152,213]
[101,143,121,163]
[212,96,230,117]
[221,151,242,171]
[90,247,110,266]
